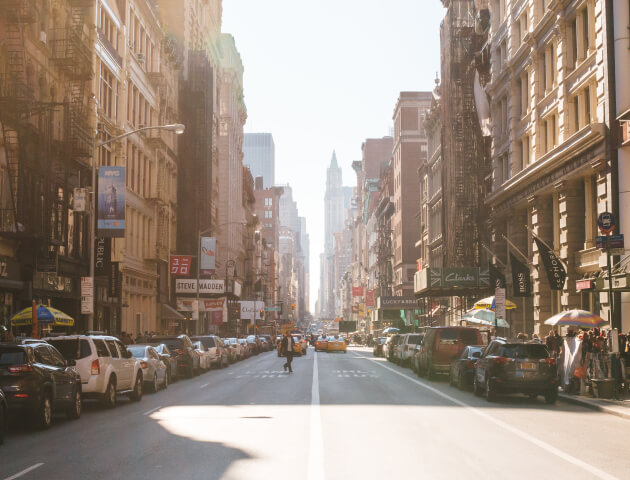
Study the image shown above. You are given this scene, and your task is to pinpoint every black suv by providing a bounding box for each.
[473,338,558,404]
[150,335,199,378]
[0,342,82,429]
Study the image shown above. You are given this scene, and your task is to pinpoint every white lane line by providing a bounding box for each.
[307,351,325,480]
[200,383,208,389]
[3,463,44,480]
[352,352,618,480]
[143,405,162,416]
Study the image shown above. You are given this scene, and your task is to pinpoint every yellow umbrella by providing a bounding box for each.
[10,304,74,327]
[473,296,517,310]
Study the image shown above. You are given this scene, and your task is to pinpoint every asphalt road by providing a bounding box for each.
[1,346,628,480]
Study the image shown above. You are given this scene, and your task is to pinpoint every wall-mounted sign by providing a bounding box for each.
[169,255,192,276]
[81,277,93,314]
[200,237,216,275]
[97,166,126,237]
[176,279,197,294]
[377,296,418,310]
[95,238,111,276]
[365,289,375,307]
[352,286,364,297]
[199,279,225,295]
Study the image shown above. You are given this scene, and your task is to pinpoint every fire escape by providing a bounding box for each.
[0,0,36,233]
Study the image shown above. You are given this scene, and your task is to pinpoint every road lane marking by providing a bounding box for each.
[200,383,208,389]
[143,405,162,416]
[3,463,44,480]
[353,352,618,480]
[307,351,324,480]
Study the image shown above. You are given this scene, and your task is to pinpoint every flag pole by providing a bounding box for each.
[501,235,530,264]
[481,243,507,268]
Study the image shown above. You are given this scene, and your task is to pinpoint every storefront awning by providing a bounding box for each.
[161,303,185,321]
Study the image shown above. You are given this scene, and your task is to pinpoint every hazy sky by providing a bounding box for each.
[222,1,445,312]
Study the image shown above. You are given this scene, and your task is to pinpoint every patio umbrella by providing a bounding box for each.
[382,327,400,334]
[463,308,510,328]
[10,304,74,327]
[543,309,607,329]
[473,296,517,310]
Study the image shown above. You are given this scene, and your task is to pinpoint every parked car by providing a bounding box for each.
[44,335,143,408]
[128,345,168,392]
[259,337,271,352]
[225,338,244,360]
[473,338,558,403]
[416,327,483,379]
[151,335,200,377]
[449,345,484,389]
[151,343,179,383]
[192,341,213,371]
[238,338,252,358]
[247,335,262,355]
[191,335,227,368]
[399,333,424,366]
[383,334,402,362]
[315,336,328,352]
[0,387,7,444]
[372,337,386,357]
[260,335,274,349]
[0,342,82,429]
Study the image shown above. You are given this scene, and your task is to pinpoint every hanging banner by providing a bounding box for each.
[200,237,216,275]
[169,255,192,276]
[95,238,111,276]
[200,298,226,312]
[534,237,566,290]
[489,262,506,289]
[352,286,364,297]
[73,187,88,212]
[97,166,126,237]
[365,289,375,307]
[510,252,532,297]
[176,297,197,312]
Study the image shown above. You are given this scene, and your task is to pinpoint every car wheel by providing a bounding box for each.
[458,372,465,390]
[152,373,159,393]
[36,392,53,430]
[427,363,435,380]
[66,387,82,420]
[544,388,558,405]
[485,377,496,402]
[130,373,143,402]
[473,375,482,396]
[102,378,117,409]
[163,371,169,390]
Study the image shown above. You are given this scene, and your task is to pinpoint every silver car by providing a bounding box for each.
[128,345,168,392]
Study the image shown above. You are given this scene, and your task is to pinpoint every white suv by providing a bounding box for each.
[44,335,144,407]
[399,333,425,366]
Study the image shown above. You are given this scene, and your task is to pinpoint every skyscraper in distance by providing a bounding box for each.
[243,133,275,189]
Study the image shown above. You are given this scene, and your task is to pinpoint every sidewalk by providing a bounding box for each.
[559,392,630,420]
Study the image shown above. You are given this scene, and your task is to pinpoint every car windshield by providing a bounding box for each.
[127,346,147,358]
[500,344,550,359]
[46,339,91,360]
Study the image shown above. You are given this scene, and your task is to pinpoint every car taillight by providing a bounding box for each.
[91,359,100,375]
[493,357,510,365]
[543,358,556,366]
[14,393,29,398]
[8,364,33,373]
[140,361,148,369]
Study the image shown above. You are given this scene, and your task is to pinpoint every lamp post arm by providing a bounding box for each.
[97,125,170,148]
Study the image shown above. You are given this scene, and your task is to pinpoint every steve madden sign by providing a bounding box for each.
[176,279,225,294]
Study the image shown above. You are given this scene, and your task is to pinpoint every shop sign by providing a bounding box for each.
[36,250,58,274]
[108,263,122,297]
[377,296,418,310]
[576,279,594,291]
[176,279,197,294]
[240,300,264,323]
[73,188,88,212]
[365,289,375,307]
[169,255,192,276]
[597,274,630,292]
[199,279,225,295]
[199,297,226,312]
[95,238,111,276]
[0,259,7,278]
[176,297,197,312]
[352,286,364,297]
[233,280,242,298]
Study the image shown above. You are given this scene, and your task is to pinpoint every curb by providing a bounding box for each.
[559,393,630,421]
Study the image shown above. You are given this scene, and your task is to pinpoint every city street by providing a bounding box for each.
[1,347,628,480]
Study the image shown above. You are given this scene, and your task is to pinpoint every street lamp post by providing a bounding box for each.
[88,124,185,331]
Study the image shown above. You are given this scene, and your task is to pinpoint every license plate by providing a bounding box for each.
[520,362,537,370]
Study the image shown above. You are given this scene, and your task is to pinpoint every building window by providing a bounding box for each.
[568,6,593,70]
[540,42,556,95]
[518,71,530,117]
[265,197,272,207]
[265,210,272,219]
[99,64,118,121]
[571,86,593,133]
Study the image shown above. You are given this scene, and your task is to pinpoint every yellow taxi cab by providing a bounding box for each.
[314,336,328,351]
[326,335,347,353]
[294,334,308,356]
[277,335,303,357]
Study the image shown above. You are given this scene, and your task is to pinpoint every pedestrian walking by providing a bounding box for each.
[281,333,294,373]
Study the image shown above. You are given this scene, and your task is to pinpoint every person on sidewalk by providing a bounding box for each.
[281,333,294,373]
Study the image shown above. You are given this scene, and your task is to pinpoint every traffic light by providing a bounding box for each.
[291,303,296,311]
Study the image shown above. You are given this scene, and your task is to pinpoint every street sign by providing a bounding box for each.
[264,306,281,312]
[81,277,94,314]
[596,234,624,250]
[597,212,615,234]
[494,287,506,323]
